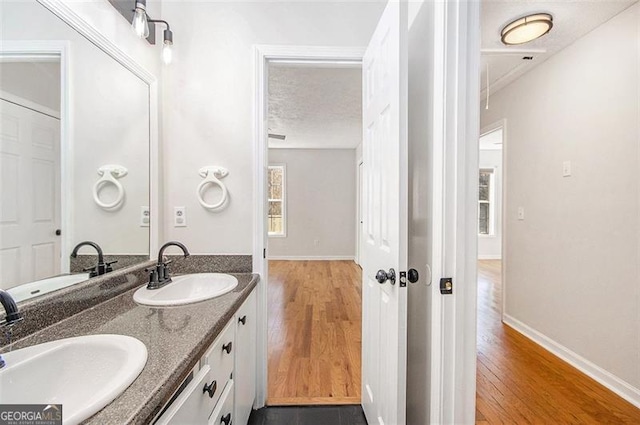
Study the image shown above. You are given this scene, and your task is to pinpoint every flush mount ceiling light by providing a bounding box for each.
[131,0,174,65]
[501,13,553,45]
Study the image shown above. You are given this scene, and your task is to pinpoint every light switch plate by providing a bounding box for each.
[563,161,572,177]
[517,207,525,221]
[174,206,187,227]
[140,206,150,227]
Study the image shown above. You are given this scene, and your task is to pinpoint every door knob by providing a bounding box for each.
[408,268,419,283]
[376,268,396,285]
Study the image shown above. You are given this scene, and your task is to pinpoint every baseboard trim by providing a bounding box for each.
[503,314,640,409]
[478,254,502,260]
[267,256,356,261]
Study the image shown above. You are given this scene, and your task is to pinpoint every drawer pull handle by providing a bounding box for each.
[222,341,232,354]
[238,315,247,325]
[220,413,232,425]
[203,380,217,398]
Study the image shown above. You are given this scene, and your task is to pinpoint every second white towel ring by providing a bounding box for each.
[197,166,229,210]
[93,165,128,210]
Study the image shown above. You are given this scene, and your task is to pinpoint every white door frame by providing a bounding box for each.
[429,0,481,423]
[1,42,70,274]
[355,159,363,266]
[252,44,365,407]
[480,119,507,320]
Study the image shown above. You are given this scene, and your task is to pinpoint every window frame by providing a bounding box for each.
[478,168,496,237]
[267,164,287,237]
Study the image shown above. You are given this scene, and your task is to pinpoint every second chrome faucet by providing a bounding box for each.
[147,241,190,289]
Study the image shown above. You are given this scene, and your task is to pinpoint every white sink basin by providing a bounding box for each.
[8,273,91,302]
[133,273,238,306]
[0,334,147,425]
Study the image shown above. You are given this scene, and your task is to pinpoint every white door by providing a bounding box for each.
[361,1,408,424]
[0,98,61,288]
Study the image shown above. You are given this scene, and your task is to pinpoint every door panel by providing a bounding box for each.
[361,1,408,424]
[0,99,61,288]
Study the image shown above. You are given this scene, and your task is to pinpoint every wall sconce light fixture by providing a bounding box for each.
[131,0,174,64]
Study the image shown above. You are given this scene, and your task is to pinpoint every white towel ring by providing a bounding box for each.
[93,165,128,210]
[197,166,229,210]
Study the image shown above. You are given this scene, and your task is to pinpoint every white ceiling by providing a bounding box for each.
[481,0,637,98]
[268,64,361,149]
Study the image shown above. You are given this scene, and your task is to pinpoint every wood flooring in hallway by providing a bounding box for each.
[476,260,640,424]
[267,260,362,405]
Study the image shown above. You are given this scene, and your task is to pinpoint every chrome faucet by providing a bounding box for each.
[70,241,117,278]
[147,241,190,289]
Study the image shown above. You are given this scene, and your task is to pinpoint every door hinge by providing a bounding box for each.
[263,248,266,259]
[440,277,453,295]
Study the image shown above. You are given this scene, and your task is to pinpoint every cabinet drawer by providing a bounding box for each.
[208,380,234,425]
[157,365,217,425]
[201,321,235,406]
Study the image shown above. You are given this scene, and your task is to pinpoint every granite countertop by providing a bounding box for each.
[1,273,259,425]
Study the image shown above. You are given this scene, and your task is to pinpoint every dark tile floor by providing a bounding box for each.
[248,405,368,425]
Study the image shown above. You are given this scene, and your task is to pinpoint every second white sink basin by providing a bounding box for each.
[133,273,238,306]
[0,334,147,425]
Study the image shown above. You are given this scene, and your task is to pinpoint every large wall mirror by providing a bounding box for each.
[0,0,154,302]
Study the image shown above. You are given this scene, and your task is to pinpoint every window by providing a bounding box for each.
[268,165,286,236]
[478,168,494,235]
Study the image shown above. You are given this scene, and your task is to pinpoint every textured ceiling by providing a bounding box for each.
[268,65,361,149]
[481,0,637,98]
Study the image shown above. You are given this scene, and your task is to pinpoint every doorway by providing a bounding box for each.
[0,55,63,287]
[262,59,364,406]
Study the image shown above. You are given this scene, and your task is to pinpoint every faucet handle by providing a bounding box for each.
[82,266,99,278]
[105,260,118,273]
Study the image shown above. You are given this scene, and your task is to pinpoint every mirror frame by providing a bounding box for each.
[2,0,160,271]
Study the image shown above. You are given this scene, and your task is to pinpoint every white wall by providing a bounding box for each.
[2,0,151,255]
[478,148,502,259]
[268,148,356,259]
[481,3,640,398]
[160,1,385,254]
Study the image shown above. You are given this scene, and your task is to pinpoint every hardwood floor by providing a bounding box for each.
[267,260,362,405]
[476,260,640,424]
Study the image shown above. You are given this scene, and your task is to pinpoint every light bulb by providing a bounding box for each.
[162,42,173,65]
[132,2,149,39]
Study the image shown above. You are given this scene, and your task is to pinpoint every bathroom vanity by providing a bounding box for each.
[0,260,259,425]
[154,289,257,425]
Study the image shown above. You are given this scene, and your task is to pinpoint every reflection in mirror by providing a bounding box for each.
[0,0,151,302]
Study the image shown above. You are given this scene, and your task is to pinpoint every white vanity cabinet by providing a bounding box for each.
[156,322,234,425]
[234,289,257,425]
[154,288,257,425]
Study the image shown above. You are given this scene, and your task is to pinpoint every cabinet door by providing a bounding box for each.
[208,381,234,425]
[234,289,257,425]
[202,321,235,408]
[157,366,214,425]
